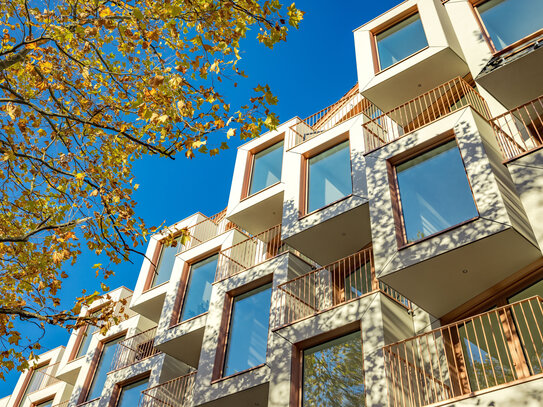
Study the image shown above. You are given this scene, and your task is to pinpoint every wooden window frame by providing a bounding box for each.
[387,130,480,249]
[169,249,220,327]
[211,275,273,382]
[290,322,363,407]
[12,360,51,407]
[69,303,109,362]
[108,372,150,407]
[30,396,55,407]
[143,233,185,292]
[77,331,127,405]
[241,134,285,200]
[370,6,429,74]
[299,132,353,218]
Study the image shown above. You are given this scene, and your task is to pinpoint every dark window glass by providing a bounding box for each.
[396,140,478,243]
[179,254,218,322]
[116,378,149,407]
[223,284,272,376]
[307,141,352,213]
[152,237,181,288]
[508,279,543,304]
[478,0,543,51]
[376,13,428,70]
[249,141,284,196]
[302,331,365,406]
[86,336,125,401]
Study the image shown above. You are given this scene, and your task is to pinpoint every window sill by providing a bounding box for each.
[169,311,208,329]
[211,363,267,384]
[374,45,430,75]
[298,193,354,220]
[142,280,170,294]
[240,181,282,202]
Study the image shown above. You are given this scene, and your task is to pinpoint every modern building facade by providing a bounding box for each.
[3,0,543,405]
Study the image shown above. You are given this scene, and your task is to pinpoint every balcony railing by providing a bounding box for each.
[286,85,380,150]
[274,248,410,328]
[26,362,61,394]
[177,208,235,254]
[362,77,491,154]
[491,95,543,162]
[139,372,196,407]
[110,327,160,371]
[384,296,543,407]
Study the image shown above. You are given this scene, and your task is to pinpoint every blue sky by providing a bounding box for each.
[1,0,401,396]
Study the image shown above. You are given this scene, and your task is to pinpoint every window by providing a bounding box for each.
[248,140,284,196]
[476,0,543,52]
[222,284,272,377]
[150,237,181,289]
[375,12,428,70]
[115,377,149,407]
[307,141,352,213]
[395,140,478,244]
[75,310,102,359]
[17,364,49,407]
[34,400,54,407]
[84,336,125,402]
[179,254,218,322]
[302,331,365,406]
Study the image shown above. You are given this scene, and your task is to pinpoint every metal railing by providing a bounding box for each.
[274,248,411,328]
[177,208,234,254]
[139,372,197,407]
[384,296,543,407]
[25,362,61,395]
[362,77,491,153]
[286,85,380,150]
[110,327,160,371]
[491,95,543,161]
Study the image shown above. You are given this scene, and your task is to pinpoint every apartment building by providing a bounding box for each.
[3,0,543,406]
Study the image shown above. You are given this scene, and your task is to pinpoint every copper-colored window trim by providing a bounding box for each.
[239,180,282,203]
[69,302,110,362]
[210,363,267,384]
[108,372,151,407]
[12,360,52,407]
[387,130,480,248]
[30,396,55,407]
[143,233,184,293]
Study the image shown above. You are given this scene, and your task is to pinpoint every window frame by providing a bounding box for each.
[291,322,363,407]
[300,134,353,217]
[371,6,429,73]
[108,372,150,407]
[241,135,285,200]
[13,360,52,407]
[143,234,184,292]
[69,303,109,362]
[211,276,273,382]
[30,396,55,407]
[387,131,479,249]
[469,0,543,56]
[170,249,219,327]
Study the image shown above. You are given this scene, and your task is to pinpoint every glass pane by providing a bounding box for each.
[508,278,543,303]
[308,141,352,213]
[76,311,101,358]
[180,254,218,322]
[249,141,284,196]
[116,378,149,407]
[302,331,365,406]
[376,13,428,70]
[86,336,125,401]
[36,400,54,407]
[152,238,181,288]
[343,261,372,302]
[478,0,543,51]
[396,140,478,243]
[223,284,272,376]
[18,365,49,405]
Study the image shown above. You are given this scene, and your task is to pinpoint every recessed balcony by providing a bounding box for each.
[110,327,160,372]
[139,372,196,407]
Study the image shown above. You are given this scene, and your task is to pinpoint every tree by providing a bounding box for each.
[0,0,303,377]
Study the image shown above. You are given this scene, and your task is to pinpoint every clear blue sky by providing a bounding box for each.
[1,0,400,396]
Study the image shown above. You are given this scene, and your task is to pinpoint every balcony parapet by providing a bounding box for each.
[363,76,491,154]
[383,296,543,407]
[139,372,196,407]
[110,327,160,372]
[490,95,543,162]
[273,248,410,329]
[25,362,62,395]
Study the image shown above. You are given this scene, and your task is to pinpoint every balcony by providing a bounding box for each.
[363,77,490,154]
[491,95,543,162]
[110,327,161,371]
[24,362,62,394]
[274,248,410,329]
[139,372,196,407]
[384,296,543,407]
[286,84,378,150]
[178,208,236,254]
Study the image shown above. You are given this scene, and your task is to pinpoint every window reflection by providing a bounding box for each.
[152,237,181,288]
[396,140,478,243]
[116,378,149,407]
[376,13,428,70]
[85,336,125,401]
[477,0,543,51]
[179,254,218,322]
[249,141,284,196]
[307,141,352,213]
[302,331,365,406]
[223,284,272,376]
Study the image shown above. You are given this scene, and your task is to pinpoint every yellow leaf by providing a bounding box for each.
[99,7,113,18]
[227,128,236,139]
[75,173,85,181]
[39,61,53,74]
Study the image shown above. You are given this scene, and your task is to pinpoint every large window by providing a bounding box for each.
[85,336,125,402]
[477,0,543,52]
[75,310,102,359]
[115,377,149,407]
[150,237,181,288]
[395,140,478,244]
[179,254,218,322]
[302,331,365,406]
[375,12,428,70]
[223,284,272,377]
[307,141,352,213]
[248,140,284,196]
[17,364,49,407]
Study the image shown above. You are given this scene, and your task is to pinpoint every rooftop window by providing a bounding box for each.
[248,140,284,196]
